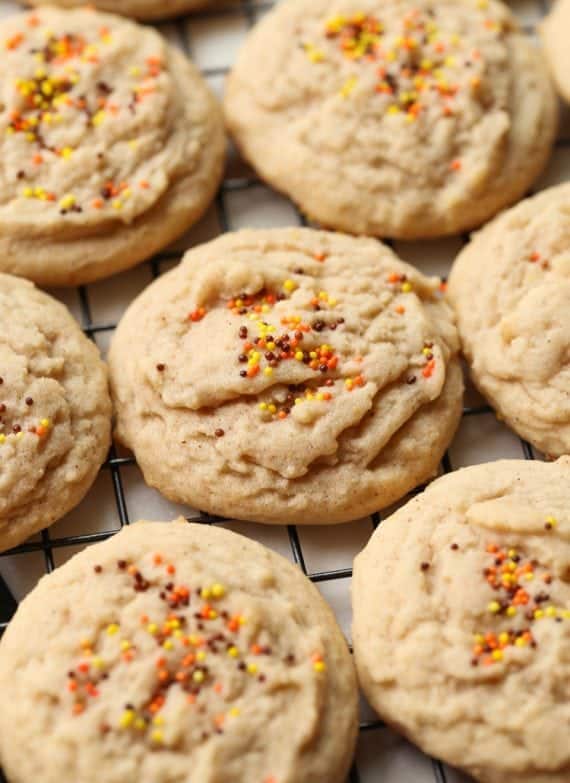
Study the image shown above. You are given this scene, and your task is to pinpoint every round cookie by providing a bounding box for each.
[0,273,111,553]
[0,7,225,286]
[224,0,558,240]
[448,183,570,457]
[21,0,214,21]
[353,458,570,783]
[109,228,463,524]
[0,518,359,783]
[540,0,570,103]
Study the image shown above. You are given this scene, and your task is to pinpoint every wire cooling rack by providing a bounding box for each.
[0,0,568,780]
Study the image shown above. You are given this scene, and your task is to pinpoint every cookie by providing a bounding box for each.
[448,184,570,457]
[224,0,558,240]
[109,227,463,524]
[0,518,358,783]
[540,0,570,103]
[21,0,213,21]
[0,7,225,287]
[0,273,111,553]
[353,458,570,783]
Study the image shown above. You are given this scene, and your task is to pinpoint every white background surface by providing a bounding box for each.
[0,1,568,781]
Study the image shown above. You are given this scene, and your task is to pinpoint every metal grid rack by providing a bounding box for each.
[0,0,567,780]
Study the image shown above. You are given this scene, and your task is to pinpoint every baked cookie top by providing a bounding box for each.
[225,0,558,239]
[109,228,463,524]
[353,458,570,783]
[22,0,212,21]
[0,273,111,552]
[0,7,224,285]
[448,184,570,457]
[540,0,570,103]
[0,519,358,783]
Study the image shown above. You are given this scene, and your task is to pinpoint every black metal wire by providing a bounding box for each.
[0,0,555,780]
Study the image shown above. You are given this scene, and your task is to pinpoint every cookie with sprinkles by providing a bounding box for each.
[353,457,570,783]
[448,183,570,457]
[540,0,570,103]
[21,0,215,21]
[108,227,463,524]
[0,273,111,552]
[0,7,225,286]
[0,518,358,783]
[224,0,558,240]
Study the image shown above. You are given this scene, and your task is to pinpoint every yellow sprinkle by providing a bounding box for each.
[120,640,131,652]
[474,634,485,645]
[92,657,105,670]
[0,435,5,445]
[498,632,509,645]
[401,282,413,293]
[147,623,158,635]
[534,609,544,620]
[264,367,273,377]
[524,573,534,582]
[339,75,358,98]
[162,640,174,651]
[227,646,239,658]
[153,716,165,726]
[196,651,207,662]
[283,279,297,293]
[22,187,34,198]
[545,606,557,618]
[247,663,258,675]
[259,402,268,411]
[119,710,135,729]
[151,731,163,744]
[268,404,277,414]
[192,670,205,683]
[294,351,304,361]
[112,199,123,210]
[59,194,76,210]
[491,650,503,662]
[134,718,146,731]
[546,516,558,528]
[60,147,73,160]
[129,66,141,77]
[211,583,225,599]
[515,637,527,648]
[106,623,119,636]
[506,606,517,617]
[487,601,501,614]
[228,707,240,717]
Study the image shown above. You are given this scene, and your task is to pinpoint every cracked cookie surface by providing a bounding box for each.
[0,273,111,552]
[448,183,570,457]
[353,457,570,783]
[0,7,225,285]
[225,0,558,239]
[109,227,463,524]
[0,519,358,783]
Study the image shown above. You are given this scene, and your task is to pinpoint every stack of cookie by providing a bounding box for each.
[0,0,568,782]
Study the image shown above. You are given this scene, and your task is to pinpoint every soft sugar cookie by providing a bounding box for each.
[109,228,463,524]
[21,0,213,21]
[225,0,558,239]
[0,519,358,783]
[448,184,570,457]
[0,273,111,552]
[353,458,570,783]
[0,7,225,286]
[540,0,570,103]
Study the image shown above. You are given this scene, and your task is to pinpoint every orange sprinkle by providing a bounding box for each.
[72,703,85,716]
[139,180,150,189]
[91,198,104,209]
[395,305,405,315]
[450,159,462,172]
